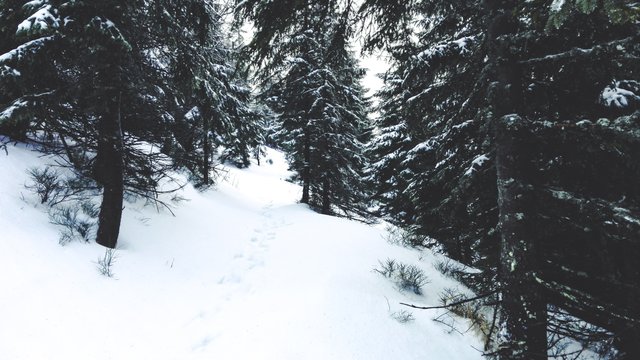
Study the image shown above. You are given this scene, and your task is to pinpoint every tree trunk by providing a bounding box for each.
[96,92,124,249]
[615,320,640,359]
[494,115,547,360]
[321,177,330,214]
[202,108,211,185]
[484,2,547,357]
[301,131,310,204]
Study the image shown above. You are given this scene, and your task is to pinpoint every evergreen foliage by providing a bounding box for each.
[239,0,371,216]
[362,0,640,358]
[1,0,639,357]
[0,0,263,247]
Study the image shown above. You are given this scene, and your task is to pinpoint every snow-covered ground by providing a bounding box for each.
[0,143,483,360]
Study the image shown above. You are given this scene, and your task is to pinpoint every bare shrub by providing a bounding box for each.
[438,287,492,340]
[49,203,96,245]
[375,258,430,295]
[97,248,117,277]
[26,166,95,206]
[397,263,429,295]
[374,258,397,278]
[391,310,416,323]
[26,167,63,205]
[383,225,438,248]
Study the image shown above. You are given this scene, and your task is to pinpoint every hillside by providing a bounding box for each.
[0,143,484,360]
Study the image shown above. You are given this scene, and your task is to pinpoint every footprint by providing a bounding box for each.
[248,260,265,269]
[192,335,215,351]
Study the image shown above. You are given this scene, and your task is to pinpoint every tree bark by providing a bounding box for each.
[202,108,211,185]
[301,130,310,204]
[321,177,330,214]
[484,2,548,357]
[494,115,547,360]
[96,92,124,249]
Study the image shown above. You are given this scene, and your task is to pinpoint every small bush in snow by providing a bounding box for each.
[391,310,415,324]
[26,167,63,205]
[397,263,429,294]
[438,287,491,340]
[375,258,430,295]
[434,258,474,283]
[97,248,117,277]
[26,166,96,207]
[375,258,397,277]
[49,203,96,245]
[80,200,100,219]
[383,226,438,248]
[434,258,481,290]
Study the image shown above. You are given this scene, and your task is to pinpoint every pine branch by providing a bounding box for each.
[399,289,499,310]
[520,36,637,65]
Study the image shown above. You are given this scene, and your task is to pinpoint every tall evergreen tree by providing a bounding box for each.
[362,0,640,357]
[239,1,370,216]
[0,0,135,248]
[150,0,264,184]
[1,0,264,247]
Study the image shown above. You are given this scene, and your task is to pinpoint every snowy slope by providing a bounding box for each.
[0,143,484,360]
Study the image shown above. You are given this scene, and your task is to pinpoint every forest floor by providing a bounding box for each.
[0,143,483,360]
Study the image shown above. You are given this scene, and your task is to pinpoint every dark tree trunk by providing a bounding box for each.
[494,115,547,360]
[202,110,211,185]
[301,131,310,204]
[486,3,547,357]
[96,92,124,249]
[615,320,640,359]
[321,177,330,214]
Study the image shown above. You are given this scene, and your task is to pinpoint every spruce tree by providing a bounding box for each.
[150,0,263,184]
[245,1,370,216]
[2,0,264,247]
[362,0,640,357]
[1,0,179,247]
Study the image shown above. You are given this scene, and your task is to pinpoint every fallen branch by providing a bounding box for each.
[400,289,499,310]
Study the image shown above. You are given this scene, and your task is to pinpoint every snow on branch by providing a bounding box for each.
[520,36,636,65]
[0,98,29,124]
[0,36,55,63]
[464,154,490,176]
[16,4,60,36]
[408,35,479,72]
[600,81,640,108]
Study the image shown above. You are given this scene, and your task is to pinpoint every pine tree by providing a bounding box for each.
[0,0,64,139]
[2,0,179,248]
[2,0,264,247]
[240,0,370,216]
[362,0,640,357]
[150,0,263,184]
[364,0,495,270]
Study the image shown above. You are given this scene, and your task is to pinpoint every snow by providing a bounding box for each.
[465,154,489,176]
[614,207,640,226]
[452,37,473,55]
[413,36,476,65]
[0,142,484,360]
[550,0,566,12]
[0,99,28,123]
[0,36,54,63]
[600,83,639,108]
[16,4,59,35]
